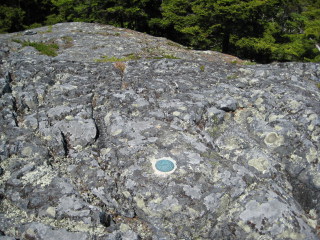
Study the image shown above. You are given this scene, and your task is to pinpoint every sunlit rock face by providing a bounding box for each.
[0,22,319,240]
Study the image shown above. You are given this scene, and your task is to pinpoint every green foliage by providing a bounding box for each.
[161,0,281,53]
[13,39,59,56]
[0,6,25,33]
[160,0,320,62]
[46,0,162,33]
[0,0,53,32]
[1,0,319,63]
[45,14,64,25]
[26,23,43,30]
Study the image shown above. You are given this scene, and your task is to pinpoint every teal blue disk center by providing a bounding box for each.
[155,159,175,172]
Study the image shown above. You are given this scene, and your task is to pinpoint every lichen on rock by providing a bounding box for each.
[0,22,319,239]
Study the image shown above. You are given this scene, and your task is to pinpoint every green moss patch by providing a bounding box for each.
[13,39,59,56]
[95,54,140,62]
[150,54,180,60]
[243,61,257,65]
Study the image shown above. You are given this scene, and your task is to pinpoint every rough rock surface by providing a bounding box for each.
[0,22,319,239]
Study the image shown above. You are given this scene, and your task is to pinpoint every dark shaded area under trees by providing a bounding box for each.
[1,0,319,63]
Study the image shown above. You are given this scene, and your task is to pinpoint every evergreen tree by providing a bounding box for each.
[160,0,319,62]
[0,0,318,62]
[0,5,25,33]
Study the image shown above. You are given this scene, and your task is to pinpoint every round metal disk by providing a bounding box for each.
[155,159,175,172]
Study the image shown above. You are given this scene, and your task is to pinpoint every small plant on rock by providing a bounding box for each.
[113,62,128,89]
[114,61,126,73]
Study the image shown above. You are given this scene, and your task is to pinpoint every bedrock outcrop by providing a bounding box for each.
[0,22,319,240]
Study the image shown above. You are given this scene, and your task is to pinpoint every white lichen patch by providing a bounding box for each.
[258,105,266,112]
[21,164,56,187]
[37,93,44,105]
[2,197,107,236]
[239,68,253,75]
[187,207,201,219]
[104,112,113,125]
[264,132,284,147]
[133,196,153,215]
[234,108,252,123]
[204,192,223,212]
[178,106,187,111]
[0,168,11,184]
[186,151,203,164]
[122,191,131,198]
[308,113,318,121]
[222,137,242,151]
[308,124,315,131]
[255,97,264,106]
[100,147,111,156]
[21,147,33,157]
[120,223,131,232]
[249,78,260,85]
[43,135,53,141]
[246,116,254,124]
[276,231,305,239]
[65,220,106,236]
[2,198,29,221]
[290,154,303,163]
[240,198,287,232]
[56,72,72,81]
[46,206,56,218]
[306,147,318,163]
[182,185,202,199]
[161,196,182,213]
[131,110,140,117]
[268,113,285,122]
[73,145,83,151]
[111,129,123,136]
[172,111,181,116]
[311,129,319,141]
[150,197,163,205]
[274,125,283,131]
[135,196,146,209]
[65,115,74,120]
[304,209,318,229]
[289,100,301,111]
[312,173,320,188]
[216,193,230,216]
[131,98,149,108]
[248,158,270,173]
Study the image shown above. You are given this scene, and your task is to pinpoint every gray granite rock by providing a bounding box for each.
[0,237,16,240]
[21,222,88,240]
[0,22,319,239]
